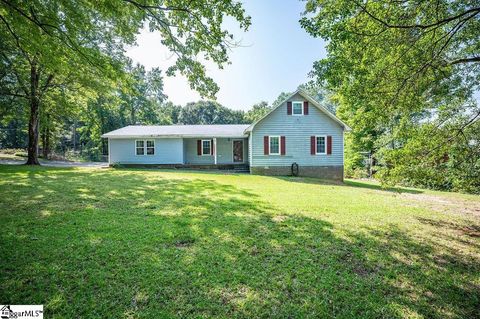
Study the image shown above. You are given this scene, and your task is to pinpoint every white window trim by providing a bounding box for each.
[315,135,327,155]
[135,139,155,156]
[135,140,145,156]
[146,139,155,156]
[269,136,280,155]
[201,139,212,156]
[292,101,304,116]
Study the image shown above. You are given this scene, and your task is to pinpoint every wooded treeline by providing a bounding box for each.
[0,65,274,161]
[301,0,480,193]
[0,0,251,164]
[1,0,479,193]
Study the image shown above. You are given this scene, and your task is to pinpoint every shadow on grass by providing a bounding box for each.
[344,179,423,194]
[0,165,477,318]
[273,175,423,194]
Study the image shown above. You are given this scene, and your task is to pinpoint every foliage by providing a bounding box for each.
[376,119,480,194]
[0,78,340,161]
[271,83,336,113]
[1,166,479,318]
[300,0,480,193]
[243,101,270,123]
[0,0,251,163]
[178,100,247,124]
[0,0,251,97]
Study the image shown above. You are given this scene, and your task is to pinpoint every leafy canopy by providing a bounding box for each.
[300,0,480,192]
[1,0,251,98]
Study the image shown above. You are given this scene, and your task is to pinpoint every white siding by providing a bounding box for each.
[251,93,344,167]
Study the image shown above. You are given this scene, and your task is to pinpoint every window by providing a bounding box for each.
[146,140,155,155]
[136,140,144,155]
[269,136,280,155]
[202,139,211,155]
[292,101,303,115]
[316,136,326,154]
[136,140,155,156]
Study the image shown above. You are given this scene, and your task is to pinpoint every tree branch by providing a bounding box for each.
[450,56,480,65]
[0,90,28,98]
[39,74,55,98]
[0,12,31,63]
[356,2,480,30]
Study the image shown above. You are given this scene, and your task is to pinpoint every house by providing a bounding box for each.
[1,305,11,318]
[101,89,351,180]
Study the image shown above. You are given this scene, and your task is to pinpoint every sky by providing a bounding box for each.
[126,0,327,111]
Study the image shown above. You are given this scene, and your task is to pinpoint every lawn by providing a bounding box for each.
[0,165,479,318]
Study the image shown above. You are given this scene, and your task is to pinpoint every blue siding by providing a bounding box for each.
[109,138,184,164]
[248,133,253,164]
[217,138,248,164]
[184,138,248,165]
[184,138,214,164]
[251,93,344,167]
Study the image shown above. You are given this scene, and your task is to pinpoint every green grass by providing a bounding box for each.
[0,165,479,318]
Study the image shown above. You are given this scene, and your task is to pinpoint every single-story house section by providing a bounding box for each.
[102,89,351,180]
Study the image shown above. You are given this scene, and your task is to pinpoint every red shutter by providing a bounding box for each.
[211,139,214,155]
[280,136,286,155]
[264,136,269,155]
[311,136,316,155]
[287,102,292,115]
[304,101,309,115]
[327,136,332,155]
[197,140,201,155]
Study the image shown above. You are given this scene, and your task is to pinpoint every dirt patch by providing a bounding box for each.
[271,215,289,223]
[401,193,480,217]
[418,217,480,238]
[173,238,195,249]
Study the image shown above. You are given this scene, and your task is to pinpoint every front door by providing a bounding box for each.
[233,140,243,163]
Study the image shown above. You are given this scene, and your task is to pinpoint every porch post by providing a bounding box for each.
[214,137,217,165]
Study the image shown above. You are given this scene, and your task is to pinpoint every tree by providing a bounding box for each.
[271,84,335,112]
[298,82,336,114]
[244,101,270,123]
[0,0,250,164]
[179,101,246,124]
[119,63,167,125]
[300,0,480,192]
[271,92,291,109]
[159,102,182,124]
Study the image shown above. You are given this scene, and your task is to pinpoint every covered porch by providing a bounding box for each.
[183,137,249,166]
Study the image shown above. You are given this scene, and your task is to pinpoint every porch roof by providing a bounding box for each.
[102,125,250,139]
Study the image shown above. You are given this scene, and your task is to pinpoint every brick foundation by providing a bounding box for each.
[250,165,344,181]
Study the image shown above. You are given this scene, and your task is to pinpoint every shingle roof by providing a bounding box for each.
[101,124,250,138]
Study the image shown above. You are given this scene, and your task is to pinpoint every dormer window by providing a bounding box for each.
[292,101,303,115]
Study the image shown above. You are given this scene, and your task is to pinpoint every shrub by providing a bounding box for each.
[0,148,25,155]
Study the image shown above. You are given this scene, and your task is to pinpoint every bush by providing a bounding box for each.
[14,151,28,157]
[0,148,25,155]
[345,167,369,179]
[110,162,123,168]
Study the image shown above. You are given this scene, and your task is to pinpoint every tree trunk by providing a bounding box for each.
[26,58,41,165]
[42,120,50,160]
[72,120,76,152]
[131,106,136,125]
[41,127,46,158]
